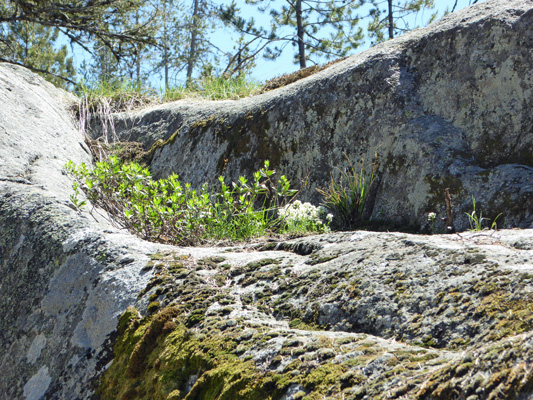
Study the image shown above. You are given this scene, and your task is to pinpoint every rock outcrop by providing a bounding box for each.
[93,0,533,232]
[99,229,533,400]
[0,64,170,399]
[1,1,533,399]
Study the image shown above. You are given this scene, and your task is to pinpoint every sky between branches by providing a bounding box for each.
[60,0,482,87]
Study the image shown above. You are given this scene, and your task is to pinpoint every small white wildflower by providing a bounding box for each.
[428,212,436,221]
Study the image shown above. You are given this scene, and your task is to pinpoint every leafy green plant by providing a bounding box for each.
[69,181,87,211]
[65,157,298,245]
[465,196,502,231]
[317,156,377,230]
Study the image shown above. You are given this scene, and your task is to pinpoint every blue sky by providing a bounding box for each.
[213,0,485,83]
[66,0,484,86]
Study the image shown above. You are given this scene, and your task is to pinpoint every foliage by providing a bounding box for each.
[278,200,332,234]
[163,74,261,101]
[465,196,502,231]
[151,0,223,89]
[220,0,364,69]
[65,157,299,245]
[0,0,157,85]
[317,156,376,230]
[0,20,75,88]
[367,0,437,44]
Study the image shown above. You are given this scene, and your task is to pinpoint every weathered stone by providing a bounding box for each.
[98,228,533,399]
[2,1,533,399]
[93,0,533,232]
[0,64,169,399]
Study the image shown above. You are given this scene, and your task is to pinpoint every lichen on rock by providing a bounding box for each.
[99,229,533,399]
[91,0,533,232]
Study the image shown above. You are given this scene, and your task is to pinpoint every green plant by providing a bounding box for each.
[162,75,261,102]
[317,156,377,230]
[465,196,502,231]
[76,79,157,149]
[65,157,299,245]
[69,181,87,211]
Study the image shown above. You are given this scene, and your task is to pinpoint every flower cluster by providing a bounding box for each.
[279,200,333,234]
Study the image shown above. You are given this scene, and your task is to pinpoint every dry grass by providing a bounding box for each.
[259,57,347,94]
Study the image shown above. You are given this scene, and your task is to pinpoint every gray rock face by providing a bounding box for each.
[99,229,533,400]
[95,0,533,232]
[2,1,533,399]
[0,64,169,399]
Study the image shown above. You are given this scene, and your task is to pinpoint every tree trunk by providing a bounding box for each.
[186,0,200,82]
[135,11,141,88]
[296,0,306,69]
[163,0,169,90]
[388,0,394,39]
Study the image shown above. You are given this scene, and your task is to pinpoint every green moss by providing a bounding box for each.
[144,128,183,164]
[239,258,281,275]
[117,306,140,335]
[147,301,161,313]
[306,253,340,266]
[475,293,533,340]
[288,319,324,331]
[414,334,533,400]
[213,108,284,175]
[214,273,227,287]
[186,309,206,327]
[302,363,347,392]
[99,307,300,400]
[198,256,227,266]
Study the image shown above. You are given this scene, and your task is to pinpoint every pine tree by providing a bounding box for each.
[220,0,364,69]
[0,0,157,85]
[0,20,75,88]
[367,0,437,44]
[152,0,220,88]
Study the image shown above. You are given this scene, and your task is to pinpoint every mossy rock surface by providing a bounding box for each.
[100,229,533,399]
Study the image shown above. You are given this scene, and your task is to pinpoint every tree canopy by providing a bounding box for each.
[0,0,448,90]
[221,0,364,69]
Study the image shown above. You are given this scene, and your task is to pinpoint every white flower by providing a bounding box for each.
[428,212,436,221]
[280,201,332,231]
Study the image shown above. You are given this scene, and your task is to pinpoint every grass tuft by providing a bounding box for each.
[163,75,261,102]
[317,155,377,230]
